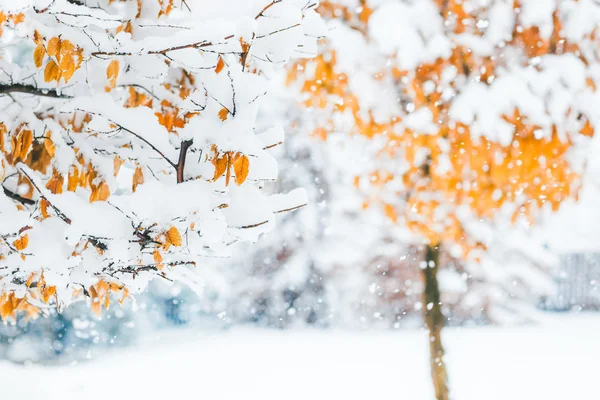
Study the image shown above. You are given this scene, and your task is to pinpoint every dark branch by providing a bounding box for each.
[0,83,73,99]
[2,186,35,205]
[177,140,193,184]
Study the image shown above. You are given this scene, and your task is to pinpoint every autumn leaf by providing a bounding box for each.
[67,165,79,192]
[43,59,59,82]
[106,59,119,90]
[33,44,45,68]
[383,203,398,223]
[165,226,182,250]
[132,166,144,192]
[233,154,250,185]
[41,285,56,303]
[581,120,594,137]
[45,169,64,194]
[40,198,50,219]
[33,30,43,45]
[153,249,163,263]
[215,56,225,74]
[212,154,228,181]
[218,107,229,122]
[44,137,56,157]
[13,234,28,250]
[113,156,125,177]
[46,37,60,57]
[153,249,164,270]
[89,182,110,202]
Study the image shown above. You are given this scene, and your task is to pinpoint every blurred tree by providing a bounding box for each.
[289,1,598,398]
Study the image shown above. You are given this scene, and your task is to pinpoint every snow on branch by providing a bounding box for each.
[0,0,325,321]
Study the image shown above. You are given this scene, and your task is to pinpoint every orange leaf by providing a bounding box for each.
[153,249,163,263]
[212,155,228,181]
[41,285,56,303]
[233,154,249,185]
[43,59,59,82]
[215,56,225,74]
[113,156,125,177]
[132,166,144,192]
[44,137,56,157]
[165,226,182,249]
[218,107,229,122]
[384,203,398,223]
[106,59,119,89]
[13,234,28,250]
[90,182,110,202]
[67,165,79,192]
[33,44,45,68]
[33,30,43,46]
[45,170,64,194]
[581,120,594,137]
[40,198,50,219]
[46,37,60,57]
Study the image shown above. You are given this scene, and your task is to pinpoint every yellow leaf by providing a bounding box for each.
[40,198,50,219]
[113,156,125,177]
[215,56,225,74]
[233,154,249,185]
[45,169,64,194]
[165,226,182,249]
[44,137,56,157]
[33,44,45,68]
[43,59,59,82]
[46,37,60,57]
[59,55,75,83]
[383,203,398,223]
[15,129,33,161]
[153,249,163,263]
[41,285,56,303]
[212,155,227,181]
[132,166,144,192]
[218,107,229,122]
[89,182,110,202]
[13,234,28,250]
[106,59,119,89]
[67,165,79,192]
[581,120,595,137]
[26,272,35,287]
[33,30,43,46]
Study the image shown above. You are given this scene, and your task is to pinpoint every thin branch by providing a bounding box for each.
[274,203,307,214]
[256,1,281,19]
[91,35,235,57]
[96,115,177,169]
[18,167,72,225]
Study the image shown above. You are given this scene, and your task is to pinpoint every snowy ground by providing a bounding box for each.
[1,314,597,399]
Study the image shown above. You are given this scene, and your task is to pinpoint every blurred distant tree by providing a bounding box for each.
[289,1,598,398]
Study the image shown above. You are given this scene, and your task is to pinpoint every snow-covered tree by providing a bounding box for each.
[0,0,324,320]
[288,1,599,399]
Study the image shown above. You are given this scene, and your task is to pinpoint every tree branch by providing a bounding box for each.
[18,167,72,225]
[91,35,235,57]
[2,186,35,205]
[0,83,73,99]
[176,139,193,183]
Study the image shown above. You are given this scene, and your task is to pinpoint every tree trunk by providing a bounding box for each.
[420,244,450,400]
